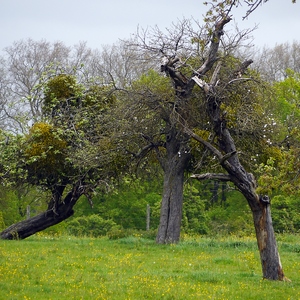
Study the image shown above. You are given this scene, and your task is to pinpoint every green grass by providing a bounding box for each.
[0,234,299,299]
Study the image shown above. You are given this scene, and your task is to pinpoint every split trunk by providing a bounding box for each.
[156,129,190,244]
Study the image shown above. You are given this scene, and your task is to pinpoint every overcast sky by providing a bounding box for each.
[1,0,299,54]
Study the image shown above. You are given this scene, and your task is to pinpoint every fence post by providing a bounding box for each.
[26,205,30,219]
[146,204,150,231]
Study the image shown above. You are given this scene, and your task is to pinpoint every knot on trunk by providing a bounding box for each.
[260,195,270,205]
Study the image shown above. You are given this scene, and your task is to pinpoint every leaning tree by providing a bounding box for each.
[0,74,127,239]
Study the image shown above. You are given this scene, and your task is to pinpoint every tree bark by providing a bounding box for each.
[156,163,184,243]
[0,184,83,240]
[156,128,190,244]
[221,141,285,279]
[252,196,285,280]
[225,166,285,280]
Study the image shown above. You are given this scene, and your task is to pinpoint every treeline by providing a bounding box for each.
[1,174,299,237]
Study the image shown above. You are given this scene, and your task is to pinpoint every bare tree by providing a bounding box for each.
[0,39,101,133]
[253,41,300,82]
[86,40,157,88]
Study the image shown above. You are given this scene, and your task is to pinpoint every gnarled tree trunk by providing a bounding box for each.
[226,169,285,280]
[252,196,284,280]
[188,55,287,279]
[192,167,285,280]
[156,128,190,244]
[0,184,83,240]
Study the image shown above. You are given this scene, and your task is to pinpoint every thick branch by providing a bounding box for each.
[220,150,237,164]
[1,185,83,240]
[233,59,254,78]
[191,173,231,181]
[183,127,223,160]
[130,140,164,160]
[160,16,231,97]
[183,126,237,171]
[195,17,231,76]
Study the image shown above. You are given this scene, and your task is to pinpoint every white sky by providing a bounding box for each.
[1,0,299,53]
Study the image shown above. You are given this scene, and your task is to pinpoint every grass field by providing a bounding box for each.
[0,234,299,300]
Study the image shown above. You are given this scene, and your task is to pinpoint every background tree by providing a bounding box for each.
[253,41,300,82]
[0,39,99,133]
[256,70,300,195]
[93,41,156,88]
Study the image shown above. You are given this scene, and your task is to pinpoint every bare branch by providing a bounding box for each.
[195,16,232,76]
[191,173,231,181]
[210,61,222,85]
[183,126,223,160]
[220,150,237,164]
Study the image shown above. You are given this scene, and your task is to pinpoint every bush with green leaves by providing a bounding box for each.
[182,183,210,235]
[271,195,300,233]
[66,214,120,237]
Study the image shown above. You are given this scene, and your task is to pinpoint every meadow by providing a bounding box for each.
[0,234,299,300]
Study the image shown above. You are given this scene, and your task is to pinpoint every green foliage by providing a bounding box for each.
[24,122,68,185]
[256,147,300,196]
[272,70,300,144]
[206,191,254,236]
[216,61,271,168]
[182,183,210,234]
[0,187,48,227]
[43,74,83,117]
[0,132,27,186]
[83,84,116,110]
[273,69,300,119]
[66,214,119,237]
[0,211,5,231]
[254,72,300,197]
[132,69,172,99]
[69,175,300,236]
[73,177,162,230]
[271,195,300,233]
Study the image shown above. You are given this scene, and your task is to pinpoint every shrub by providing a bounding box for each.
[0,211,5,231]
[271,195,300,233]
[67,214,119,237]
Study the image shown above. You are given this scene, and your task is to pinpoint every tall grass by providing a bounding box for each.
[0,234,299,299]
